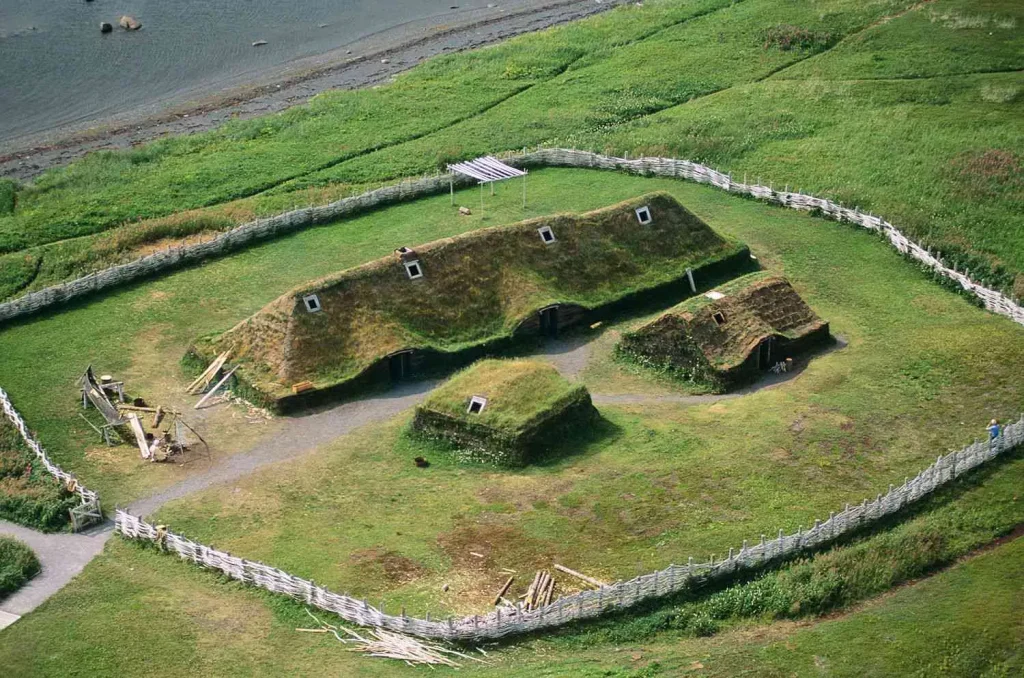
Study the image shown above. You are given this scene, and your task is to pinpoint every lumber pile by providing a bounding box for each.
[523,570,555,611]
[298,610,485,667]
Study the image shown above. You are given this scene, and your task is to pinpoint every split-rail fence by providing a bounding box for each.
[1,149,1021,327]
[115,414,1023,642]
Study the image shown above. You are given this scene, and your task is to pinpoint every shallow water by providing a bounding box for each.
[0,0,510,143]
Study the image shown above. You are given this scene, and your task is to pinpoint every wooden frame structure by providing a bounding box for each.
[447,156,528,213]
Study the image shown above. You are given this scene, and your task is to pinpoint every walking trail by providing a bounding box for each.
[0,332,832,627]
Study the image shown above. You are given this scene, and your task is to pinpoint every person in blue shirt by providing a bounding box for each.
[988,419,1001,440]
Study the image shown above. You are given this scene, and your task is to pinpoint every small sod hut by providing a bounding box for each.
[411,360,596,466]
[618,272,830,391]
[196,192,752,411]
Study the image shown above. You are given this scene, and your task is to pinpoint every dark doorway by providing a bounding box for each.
[389,351,412,381]
[540,306,559,338]
[757,338,772,370]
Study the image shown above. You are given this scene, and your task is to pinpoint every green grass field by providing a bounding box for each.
[0,0,1022,671]
[0,168,1020,508]
[1,0,1021,300]
[0,449,1019,676]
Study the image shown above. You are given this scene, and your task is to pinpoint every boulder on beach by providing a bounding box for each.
[99,22,113,33]
[119,15,141,30]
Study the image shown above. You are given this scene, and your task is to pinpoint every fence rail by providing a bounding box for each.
[1,150,1021,327]
[116,414,1023,642]
[0,386,101,529]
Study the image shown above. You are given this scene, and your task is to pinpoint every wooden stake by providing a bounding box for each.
[152,406,164,429]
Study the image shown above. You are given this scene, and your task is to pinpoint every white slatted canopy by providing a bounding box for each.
[447,156,526,184]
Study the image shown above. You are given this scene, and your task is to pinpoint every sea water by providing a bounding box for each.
[0,0,513,143]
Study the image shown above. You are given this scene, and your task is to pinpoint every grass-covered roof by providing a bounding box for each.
[417,359,586,434]
[212,192,745,392]
[625,272,827,371]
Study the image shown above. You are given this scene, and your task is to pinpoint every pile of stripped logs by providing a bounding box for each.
[523,569,555,611]
[491,563,608,615]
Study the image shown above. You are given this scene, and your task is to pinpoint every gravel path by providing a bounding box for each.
[0,520,111,621]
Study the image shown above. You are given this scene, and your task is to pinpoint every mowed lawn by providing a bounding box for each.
[1,0,1021,298]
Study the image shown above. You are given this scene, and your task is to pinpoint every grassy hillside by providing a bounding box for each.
[1,0,1021,301]
[213,192,745,394]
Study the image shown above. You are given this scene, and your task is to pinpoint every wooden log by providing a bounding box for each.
[554,564,608,589]
[542,575,555,606]
[195,366,238,409]
[491,576,514,607]
[152,406,164,429]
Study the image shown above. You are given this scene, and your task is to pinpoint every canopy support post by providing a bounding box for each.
[480,183,484,218]
[522,173,527,209]
[450,177,454,206]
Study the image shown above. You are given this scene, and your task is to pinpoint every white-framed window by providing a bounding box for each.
[635,205,652,225]
[537,225,556,244]
[302,294,322,313]
[467,395,488,415]
[712,311,727,326]
[404,260,424,280]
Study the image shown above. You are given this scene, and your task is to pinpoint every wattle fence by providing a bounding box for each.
[0,386,102,530]
[1,149,1021,327]
[115,414,1023,642]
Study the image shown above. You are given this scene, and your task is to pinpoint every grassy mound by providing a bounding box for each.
[619,272,829,390]
[411,359,596,466]
[207,192,748,404]
[0,536,41,600]
[0,418,77,532]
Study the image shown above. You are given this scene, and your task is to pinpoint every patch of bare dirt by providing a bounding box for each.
[349,547,427,585]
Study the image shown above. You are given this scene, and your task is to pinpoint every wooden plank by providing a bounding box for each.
[186,351,229,394]
[194,366,238,409]
[127,414,151,460]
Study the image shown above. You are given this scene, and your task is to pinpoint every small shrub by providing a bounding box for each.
[0,536,41,598]
[760,25,834,52]
[0,179,16,216]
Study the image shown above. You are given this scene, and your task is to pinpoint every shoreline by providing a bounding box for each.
[0,0,626,182]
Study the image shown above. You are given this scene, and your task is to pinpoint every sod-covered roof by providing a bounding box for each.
[628,272,826,370]
[212,192,745,391]
[418,359,586,435]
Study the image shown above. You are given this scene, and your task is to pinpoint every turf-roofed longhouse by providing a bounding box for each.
[203,193,750,408]
[412,360,597,466]
[619,272,831,391]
